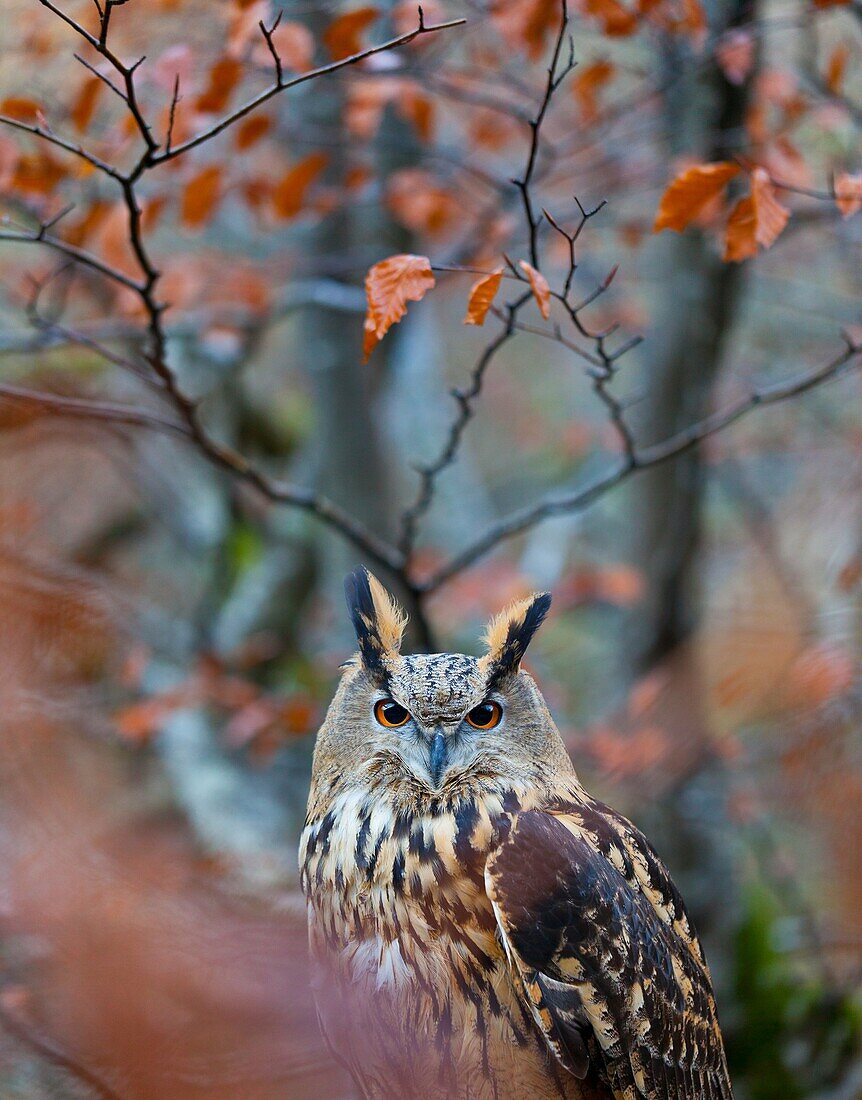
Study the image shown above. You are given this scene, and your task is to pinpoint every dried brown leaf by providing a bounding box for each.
[464,268,503,326]
[181,165,223,228]
[654,161,739,233]
[272,152,328,220]
[724,167,790,261]
[363,254,435,361]
[323,7,379,61]
[518,260,551,319]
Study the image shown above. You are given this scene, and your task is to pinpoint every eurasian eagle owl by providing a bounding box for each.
[300,567,731,1100]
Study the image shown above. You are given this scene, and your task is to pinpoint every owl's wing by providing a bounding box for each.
[484,804,732,1100]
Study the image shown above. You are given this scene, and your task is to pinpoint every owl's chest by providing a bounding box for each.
[300,792,591,1100]
[301,792,516,987]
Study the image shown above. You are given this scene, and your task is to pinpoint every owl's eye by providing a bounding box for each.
[465,701,502,730]
[374,698,411,728]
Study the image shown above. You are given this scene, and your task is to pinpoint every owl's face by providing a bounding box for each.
[310,568,574,805]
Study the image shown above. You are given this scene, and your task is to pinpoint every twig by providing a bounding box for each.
[0,222,144,293]
[0,381,188,436]
[514,0,574,269]
[396,291,532,557]
[396,0,572,557]
[0,114,120,179]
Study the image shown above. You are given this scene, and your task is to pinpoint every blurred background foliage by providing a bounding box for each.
[0,0,860,1095]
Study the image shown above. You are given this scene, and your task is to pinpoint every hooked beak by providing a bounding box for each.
[428,731,448,788]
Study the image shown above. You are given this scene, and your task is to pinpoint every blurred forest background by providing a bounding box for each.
[0,0,860,1096]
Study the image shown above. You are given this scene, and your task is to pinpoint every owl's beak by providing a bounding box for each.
[428,730,448,788]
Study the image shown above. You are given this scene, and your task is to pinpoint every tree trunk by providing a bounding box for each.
[626,0,754,675]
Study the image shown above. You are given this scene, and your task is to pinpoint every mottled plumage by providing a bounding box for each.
[300,568,732,1100]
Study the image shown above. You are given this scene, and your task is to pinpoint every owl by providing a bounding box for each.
[300,567,732,1100]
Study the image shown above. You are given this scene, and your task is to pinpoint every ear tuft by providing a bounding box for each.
[344,566,407,679]
[480,591,551,683]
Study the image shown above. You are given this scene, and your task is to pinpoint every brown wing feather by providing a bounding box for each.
[485,804,732,1100]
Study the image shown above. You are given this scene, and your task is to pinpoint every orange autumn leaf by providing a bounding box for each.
[181,165,222,228]
[63,199,110,247]
[272,152,328,220]
[386,168,460,237]
[654,161,740,232]
[835,172,862,219]
[464,268,503,326]
[493,0,560,60]
[69,77,102,132]
[0,97,42,122]
[234,113,271,149]
[518,260,551,319]
[572,59,614,123]
[363,254,435,362]
[196,57,243,113]
[724,167,790,261]
[11,151,66,195]
[579,0,638,37]
[142,195,168,232]
[825,45,849,96]
[399,86,435,142]
[323,7,379,61]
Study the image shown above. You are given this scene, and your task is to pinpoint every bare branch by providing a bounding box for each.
[152,12,466,165]
[73,52,125,103]
[514,0,572,269]
[0,113,120,179]
[419,340,862,591]
[35,0,100,47]
[0,219,144,293]
[165,74,181,155]
[259,12,285,87]
[0,381,188,436]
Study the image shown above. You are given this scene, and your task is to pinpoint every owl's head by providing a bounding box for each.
[310,567,574,805]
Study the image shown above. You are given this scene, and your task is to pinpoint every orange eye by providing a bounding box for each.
[465,701,502,730]
[374,698,411,728]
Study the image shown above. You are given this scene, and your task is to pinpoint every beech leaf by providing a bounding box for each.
[363,254,435,362]
[195,57,243,114]
[181,165,222,228]
[272,153,329,220]
[0,97,42,122]
[519,260,551,319]
[235,114,271,150]
[580,0,638,37]
[464,268,503,326]
[69,78,103,133]
[724,167,790,262]
[572,60,614,124]
[323,7,379,61]
[654,162,740,233]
